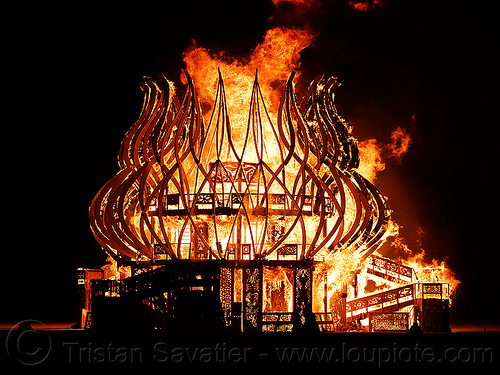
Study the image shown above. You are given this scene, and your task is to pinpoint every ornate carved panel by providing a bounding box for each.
[422,283,442,296]
[192,222,209,259]
[243,265,262,331]
[370,312,409,332]
[220,267,233,327]
[294,267,312,327]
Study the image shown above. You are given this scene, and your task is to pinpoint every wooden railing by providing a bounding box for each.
[346,284,415,321]
[366,255,413,284]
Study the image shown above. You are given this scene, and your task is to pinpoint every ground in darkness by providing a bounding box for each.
[0,322,498,371]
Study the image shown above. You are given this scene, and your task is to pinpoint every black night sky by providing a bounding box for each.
[3,0,498,328]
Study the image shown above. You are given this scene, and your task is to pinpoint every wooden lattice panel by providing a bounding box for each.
[370,312,409,332]
[220,267,233,326]
[89,72,393,266]
[243,266,262,331]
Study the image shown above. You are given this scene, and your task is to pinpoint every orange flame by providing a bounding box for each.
[357,125,412,182]
[89,0,461,330]
[358,121,459,305]
[405,250,460,301]
[348,0,385,12]
[183,26,315,118]
[357,138,385,182]
[387,126,412,162]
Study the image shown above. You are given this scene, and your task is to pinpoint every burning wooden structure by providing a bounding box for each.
[81,70,453,333]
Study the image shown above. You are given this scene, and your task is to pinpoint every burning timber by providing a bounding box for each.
[80,70,454,333]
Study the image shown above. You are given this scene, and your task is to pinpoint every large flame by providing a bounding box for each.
[88,0,459,330]
[357,125,459,300]
[89,17,394,279]
[405,250,460,301]
[183,26,315,144]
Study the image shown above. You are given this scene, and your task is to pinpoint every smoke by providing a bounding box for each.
[268,0,320,28]
[270,0,318,15]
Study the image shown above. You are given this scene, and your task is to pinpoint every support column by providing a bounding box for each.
[220,267,233,327]
[294,267,313,331]
[242,264,263,332]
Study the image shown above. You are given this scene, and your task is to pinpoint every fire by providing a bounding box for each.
[357,125,412,182]
[86,0,460,333]
[315,246,361,306]
[387,126,412,162]
[183,26,315,129]
[263,266,293,312]
[271,0,316,8]
[404,250,460,301]
[269,0,319,22]
[354,117,459,318]
[348,0,385,12]
[357,138,385,183]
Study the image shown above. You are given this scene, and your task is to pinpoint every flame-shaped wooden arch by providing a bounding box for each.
[89,70,391,263]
